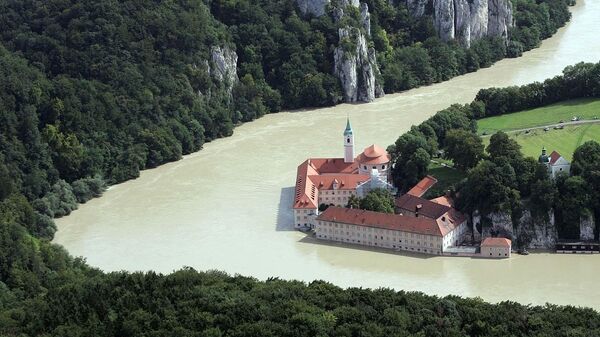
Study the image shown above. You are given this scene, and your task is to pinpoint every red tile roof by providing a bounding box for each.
[294,144,389,210]
[317,207,445,236]
[406,175,438,197]
[357,144,390,165]
[293,160,319,209]
[549,151,562,165]
[395,193,450,219]
[430,195,454,207]
[307,158,359,174]
[309,174,370,190]
[481,237,512,247]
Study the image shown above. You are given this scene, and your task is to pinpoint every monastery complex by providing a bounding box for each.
[292,119,512,258]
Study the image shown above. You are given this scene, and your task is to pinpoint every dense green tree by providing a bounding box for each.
[444,129,484,170]
[358,189,395,214]
[486,132,522,164]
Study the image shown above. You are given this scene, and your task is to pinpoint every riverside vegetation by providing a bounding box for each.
[388,61,600,246]
[0,0,595,335]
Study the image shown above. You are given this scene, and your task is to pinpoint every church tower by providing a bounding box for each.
[344,118,354,163]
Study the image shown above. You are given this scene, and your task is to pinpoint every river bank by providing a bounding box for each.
[54,0,600,309]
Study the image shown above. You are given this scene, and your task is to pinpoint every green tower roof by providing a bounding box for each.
[344,118,353,136]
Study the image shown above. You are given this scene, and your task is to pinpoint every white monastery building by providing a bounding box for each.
[315,205,467,255]
[293,119,393,228]
[291,119,488,258]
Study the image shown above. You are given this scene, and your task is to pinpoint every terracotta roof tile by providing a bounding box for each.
[481,237,512,247]
[430,196,454,207]
[395,194,450,219]
[549,151,562,165]
[357,144,391,165]
[406,175,438,197]
[309,174,370,190]
[316,207,444,236]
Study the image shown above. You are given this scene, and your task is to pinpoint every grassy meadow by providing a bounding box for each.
[477,98,600,134]
[482,123,600,160]
[478,98,600,160]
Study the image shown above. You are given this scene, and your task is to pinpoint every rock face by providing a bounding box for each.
[334,27,384,102]
[478,210,558,249]
[296,0,361,17]
[210,46,238,97]
[431,0,513,47]
[580,215,595,241]
[405,0,428,17]
[360,3,371,36]
[295,0,382,102]
[296,0,331,16]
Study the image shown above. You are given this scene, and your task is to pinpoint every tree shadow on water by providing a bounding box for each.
[276,187,295,231]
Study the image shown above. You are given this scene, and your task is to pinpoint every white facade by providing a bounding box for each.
[550,156,570,178]
[294,208,317,229]
[318,189,356,208]
[315,220,444,255]
[356,169,395,197]
[358,163,389,176]
[314,217,468,255]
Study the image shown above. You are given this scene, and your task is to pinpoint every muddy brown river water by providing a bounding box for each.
[55,0,600,309]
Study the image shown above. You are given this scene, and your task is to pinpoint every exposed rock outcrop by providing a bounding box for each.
[296,0,331,16]
[432,0,512,47]
[210,46,239,98]
[478,210,558,249]
[334,27,384,102]
[405,0,428,17]
[580,214,595,241]
[360,3,371,36]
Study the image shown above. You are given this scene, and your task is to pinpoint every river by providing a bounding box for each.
[54,0,600,309]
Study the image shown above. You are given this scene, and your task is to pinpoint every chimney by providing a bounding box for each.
[415,204,422,217]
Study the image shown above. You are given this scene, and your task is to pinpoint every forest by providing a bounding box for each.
[388,61,600,243]
[0,0,594,335]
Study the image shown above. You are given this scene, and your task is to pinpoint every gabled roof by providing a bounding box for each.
[406,175,438,197]
[549,151,563,165]
[308,174,370,190]
[316,207,444,236]
[395,194,451,219]
[481,237,512,247]
[293,160,319,209]
[430,195,454,207]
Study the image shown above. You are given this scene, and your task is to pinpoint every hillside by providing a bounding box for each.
[0,0,589,335]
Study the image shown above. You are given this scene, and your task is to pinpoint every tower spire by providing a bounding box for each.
[344,116,353,136]
[344,116,354,163]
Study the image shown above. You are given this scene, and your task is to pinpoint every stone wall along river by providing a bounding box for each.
[54,0,600,309]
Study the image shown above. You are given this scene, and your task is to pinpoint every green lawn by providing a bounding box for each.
[424,161,467,198]
[477,98,600,134]
[482,124,600,161]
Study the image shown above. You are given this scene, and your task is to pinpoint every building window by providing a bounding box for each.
[364,166,367,170]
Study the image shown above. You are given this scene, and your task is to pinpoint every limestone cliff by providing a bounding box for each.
[430,0,512,47]
[334,27,384,102]
[296,0,331,16]
[580,214,595,241]
[210,46,239,98]
[405,0,428,17]
[478,210,558,249]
